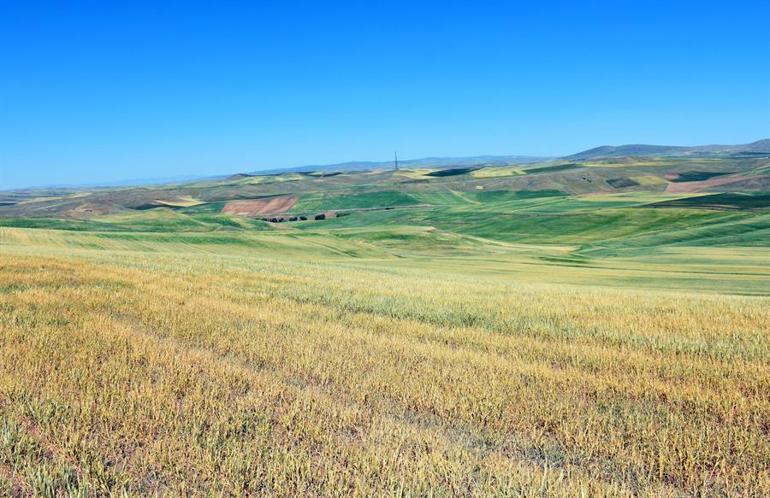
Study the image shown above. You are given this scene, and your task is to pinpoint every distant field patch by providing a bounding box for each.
[295,191,419,212]
[222,195,298,216]
[0,217,104,231]
[470,166,525,178]
[425,167,479,177]
[648,193,770,210]
[665,174,769,193]
[584,160,662,168]
[155,196,204,207]
[630,175,667,186]
[302,171,344,177]
[475,189,565,202]
[66,202,120,217]
[577,192,681,205]
[606,177,640,188]
[666,171,733,183]
[745,165,770,177]
[524,163,581,174]
[395,169,432,179]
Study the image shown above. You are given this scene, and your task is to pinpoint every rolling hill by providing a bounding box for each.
[2,145,769,496]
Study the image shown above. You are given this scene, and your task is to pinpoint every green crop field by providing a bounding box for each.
[1,154,769,496]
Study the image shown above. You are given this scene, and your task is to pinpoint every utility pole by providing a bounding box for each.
[394,151,399,171]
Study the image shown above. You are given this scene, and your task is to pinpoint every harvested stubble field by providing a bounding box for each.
[1,231,769,497]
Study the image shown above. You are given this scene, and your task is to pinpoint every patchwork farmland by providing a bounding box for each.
[1,151,769,496]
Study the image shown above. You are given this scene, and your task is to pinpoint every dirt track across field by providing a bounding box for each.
[222,195,298,216]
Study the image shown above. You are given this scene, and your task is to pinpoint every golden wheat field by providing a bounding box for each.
[1,229,769,497]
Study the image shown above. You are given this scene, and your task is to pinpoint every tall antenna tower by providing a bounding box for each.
[394,151,399,171]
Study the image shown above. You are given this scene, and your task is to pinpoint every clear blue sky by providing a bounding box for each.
[1,1,768,189]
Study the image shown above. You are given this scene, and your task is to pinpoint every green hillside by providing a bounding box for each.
[1,153,768,295]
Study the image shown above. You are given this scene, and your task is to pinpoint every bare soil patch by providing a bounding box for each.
[222,195,298,217]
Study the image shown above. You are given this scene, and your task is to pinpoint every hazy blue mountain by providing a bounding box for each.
[249,155,546,175]
[567,139,770,160]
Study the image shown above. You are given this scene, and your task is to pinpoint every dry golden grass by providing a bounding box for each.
[470,167,525,179]
[155,196,204,208]
[1,239,769,496]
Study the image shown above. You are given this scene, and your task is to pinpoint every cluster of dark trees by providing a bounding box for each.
[259,213,332,223]
[259,215,307,223]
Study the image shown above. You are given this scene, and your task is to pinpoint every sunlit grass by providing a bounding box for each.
[155,196,203,207]
[1,227,769,496]
[470,166,525,178]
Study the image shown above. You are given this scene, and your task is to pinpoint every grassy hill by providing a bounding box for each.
[1,151,769,495]
[2,153,768,278]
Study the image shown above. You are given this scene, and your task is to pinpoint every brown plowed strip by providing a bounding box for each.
[221,195,298,217]
[665,174,769,193]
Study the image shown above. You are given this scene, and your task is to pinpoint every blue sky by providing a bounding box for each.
[1,1,769,189]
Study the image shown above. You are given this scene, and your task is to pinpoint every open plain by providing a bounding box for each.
[1,152,769,496]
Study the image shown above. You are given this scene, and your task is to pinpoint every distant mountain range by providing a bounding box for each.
[4,139,768,190]
[248,155,546,175]
[246,139,770,176]
[566,138,770,160]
